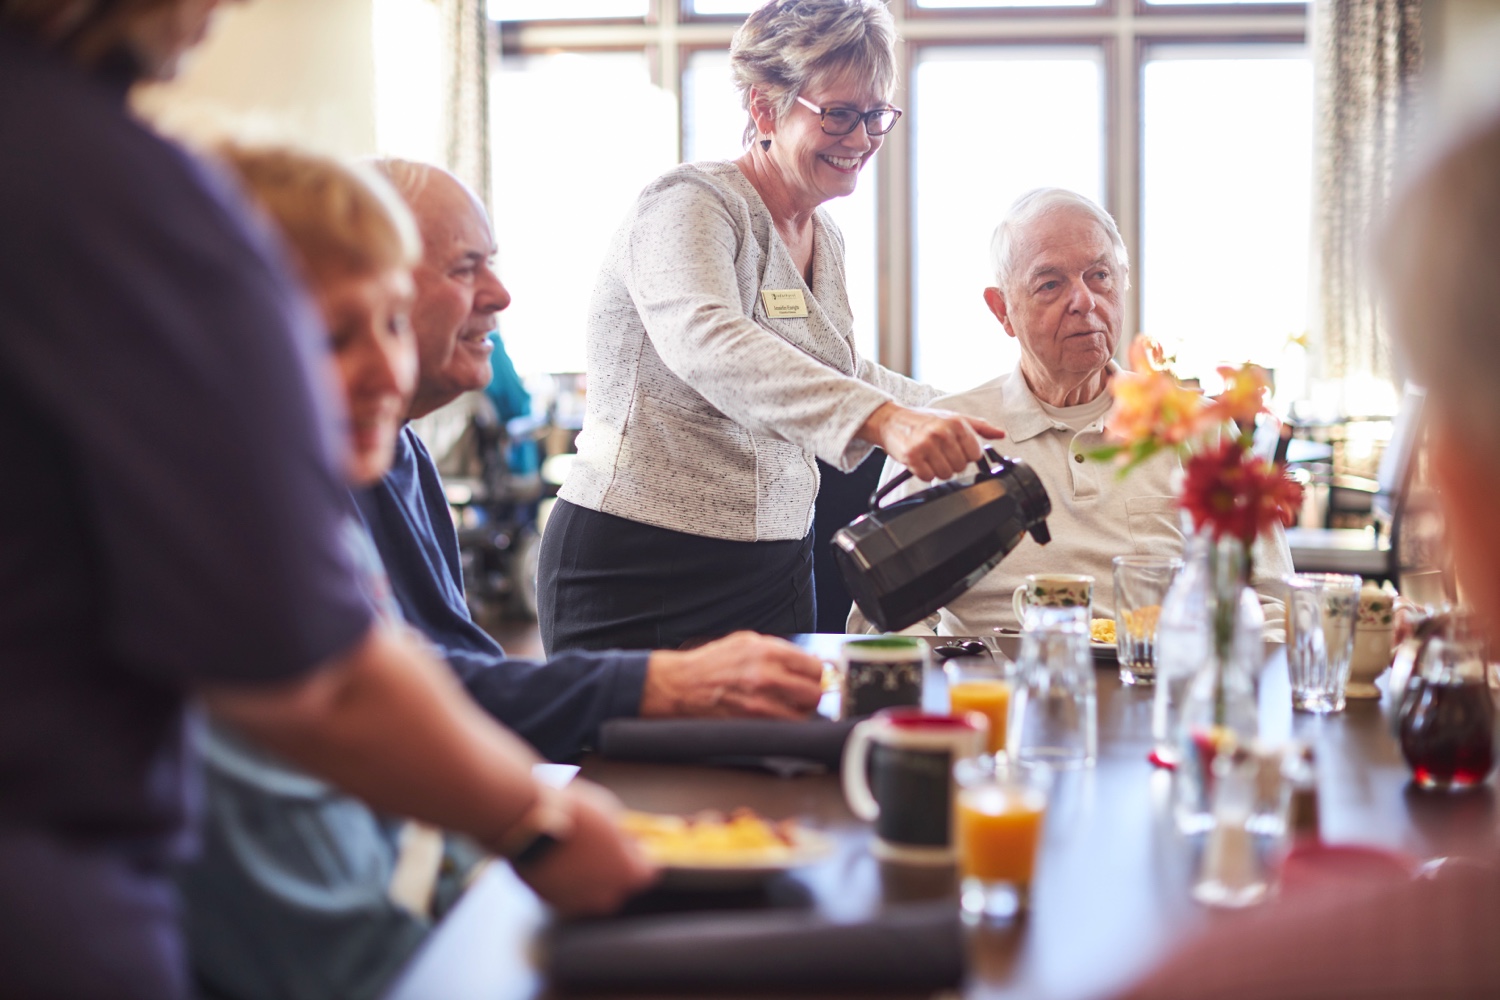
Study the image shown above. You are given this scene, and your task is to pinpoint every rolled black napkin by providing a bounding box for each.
[546,900,965,993]
[596,718,859,775]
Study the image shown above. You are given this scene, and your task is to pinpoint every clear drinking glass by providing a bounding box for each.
[1285,573,1361,714]
[953,755,1052,923]
[1112,555,1182,686]
[1008,608,1097,769]
[1152,533,1214,767]
[1192,746,1270,909]
[945,655,1014,757]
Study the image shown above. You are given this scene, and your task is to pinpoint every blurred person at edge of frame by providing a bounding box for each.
[360,158,825,760]
[536,0,1006,656]
[0,4,652,999]
[849,189,1293,637]
[1117,111,1500,1000]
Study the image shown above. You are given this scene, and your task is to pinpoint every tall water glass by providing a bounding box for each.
[1008,608,1097,768]
[1285,573,1361,713]
[1112,555,1183,686]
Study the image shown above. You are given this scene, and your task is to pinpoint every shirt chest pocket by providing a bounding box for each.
[1125,496,1184,555]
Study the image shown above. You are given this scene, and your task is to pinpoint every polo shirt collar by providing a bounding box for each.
[996,362,1119,444]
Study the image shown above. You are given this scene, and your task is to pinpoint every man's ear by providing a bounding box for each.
[982,286,1016,339]
[1429,420,1500,631]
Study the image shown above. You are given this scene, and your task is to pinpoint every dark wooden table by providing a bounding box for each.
[385,636,1500,1000]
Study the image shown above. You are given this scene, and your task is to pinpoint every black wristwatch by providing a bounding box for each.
[499,787,575,871]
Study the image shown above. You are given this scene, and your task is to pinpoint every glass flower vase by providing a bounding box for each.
[1167,534,1263,835]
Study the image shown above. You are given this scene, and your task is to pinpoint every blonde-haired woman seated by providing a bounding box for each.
[176,148,644,1000]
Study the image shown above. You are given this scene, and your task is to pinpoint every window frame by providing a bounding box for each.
[496,0,1308,376]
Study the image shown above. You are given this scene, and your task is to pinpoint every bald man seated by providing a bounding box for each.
[356,159,825,763]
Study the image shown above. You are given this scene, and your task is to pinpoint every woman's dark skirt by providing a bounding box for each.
[536,499,815,655]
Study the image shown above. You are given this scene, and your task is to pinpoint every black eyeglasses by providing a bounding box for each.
[794,95,903,137]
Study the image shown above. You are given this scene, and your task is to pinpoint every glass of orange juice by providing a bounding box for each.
[953,755,1051,923]
[945,655,1012,756]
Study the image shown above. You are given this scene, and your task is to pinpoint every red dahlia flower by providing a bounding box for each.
[1180,440,1304,545]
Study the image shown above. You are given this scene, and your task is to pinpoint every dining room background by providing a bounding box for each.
[141,0,1496,415]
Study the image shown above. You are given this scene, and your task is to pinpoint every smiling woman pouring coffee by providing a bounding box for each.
[539,0,1003,654]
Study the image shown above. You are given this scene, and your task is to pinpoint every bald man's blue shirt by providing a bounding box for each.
[354,427,649,762]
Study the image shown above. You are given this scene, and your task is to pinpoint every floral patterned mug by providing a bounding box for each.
[1012,574,1094,628]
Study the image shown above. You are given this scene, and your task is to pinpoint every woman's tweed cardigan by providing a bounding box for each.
[561,161,937,542]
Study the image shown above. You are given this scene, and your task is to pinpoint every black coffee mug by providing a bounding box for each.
[841,636,927,718]
[842,709,987,864]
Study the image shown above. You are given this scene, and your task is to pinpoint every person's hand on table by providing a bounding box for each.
[512,780,658,916]
[641,632,823,720]
[859,402,1006,482]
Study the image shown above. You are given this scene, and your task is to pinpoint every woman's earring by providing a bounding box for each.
[760,137,772,151]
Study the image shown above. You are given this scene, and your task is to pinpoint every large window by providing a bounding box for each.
[491,51,677,374]
[1141,45,1313,380]
[492,1,1312,386]
[491,1,647,19]
[912,46,1105,389]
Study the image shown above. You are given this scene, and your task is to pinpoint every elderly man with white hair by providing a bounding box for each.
[851,188,1291,635]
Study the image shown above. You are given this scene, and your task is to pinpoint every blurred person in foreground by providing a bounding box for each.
[537,0,1005,655]
[850,188,1292,636]
[362,160,825,762]
[1118,111,1500,1000]
[0,4,650,998]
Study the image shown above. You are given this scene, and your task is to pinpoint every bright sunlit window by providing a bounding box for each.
[372,0,443,163]
[912,46,1105,392]
[1141,45,1313,384]
[1146,0,1303,5]
[688,0,759,13]
[485,2,1312,383]
[490,0,647,20]
[916,0,1099,9]
[491,52,677,375]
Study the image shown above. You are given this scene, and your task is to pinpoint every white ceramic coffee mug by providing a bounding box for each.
[842,709,987,865]
[1012,573,1094,626]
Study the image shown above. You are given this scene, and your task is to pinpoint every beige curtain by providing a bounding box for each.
[411,0,492,467]
[441,0,492,212]
[1312,0,1423,386]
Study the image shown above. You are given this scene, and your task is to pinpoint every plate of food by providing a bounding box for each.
[620,808,834,890]
[1089,618,1118,659]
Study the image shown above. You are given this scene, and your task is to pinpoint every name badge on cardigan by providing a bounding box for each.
[761,288,809,318]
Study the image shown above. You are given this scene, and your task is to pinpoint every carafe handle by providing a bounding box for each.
[868,446,1010,511]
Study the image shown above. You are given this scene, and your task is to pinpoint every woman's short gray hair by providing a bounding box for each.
[990,188,1130,294]
[729,0,898,148]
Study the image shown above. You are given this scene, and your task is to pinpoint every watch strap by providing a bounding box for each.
[497,786,575,870]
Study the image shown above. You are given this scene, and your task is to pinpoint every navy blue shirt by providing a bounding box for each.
[0,28,372,997]
[354,428,648,762]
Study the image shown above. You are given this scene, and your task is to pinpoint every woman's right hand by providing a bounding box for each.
[859,402,1006,482]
